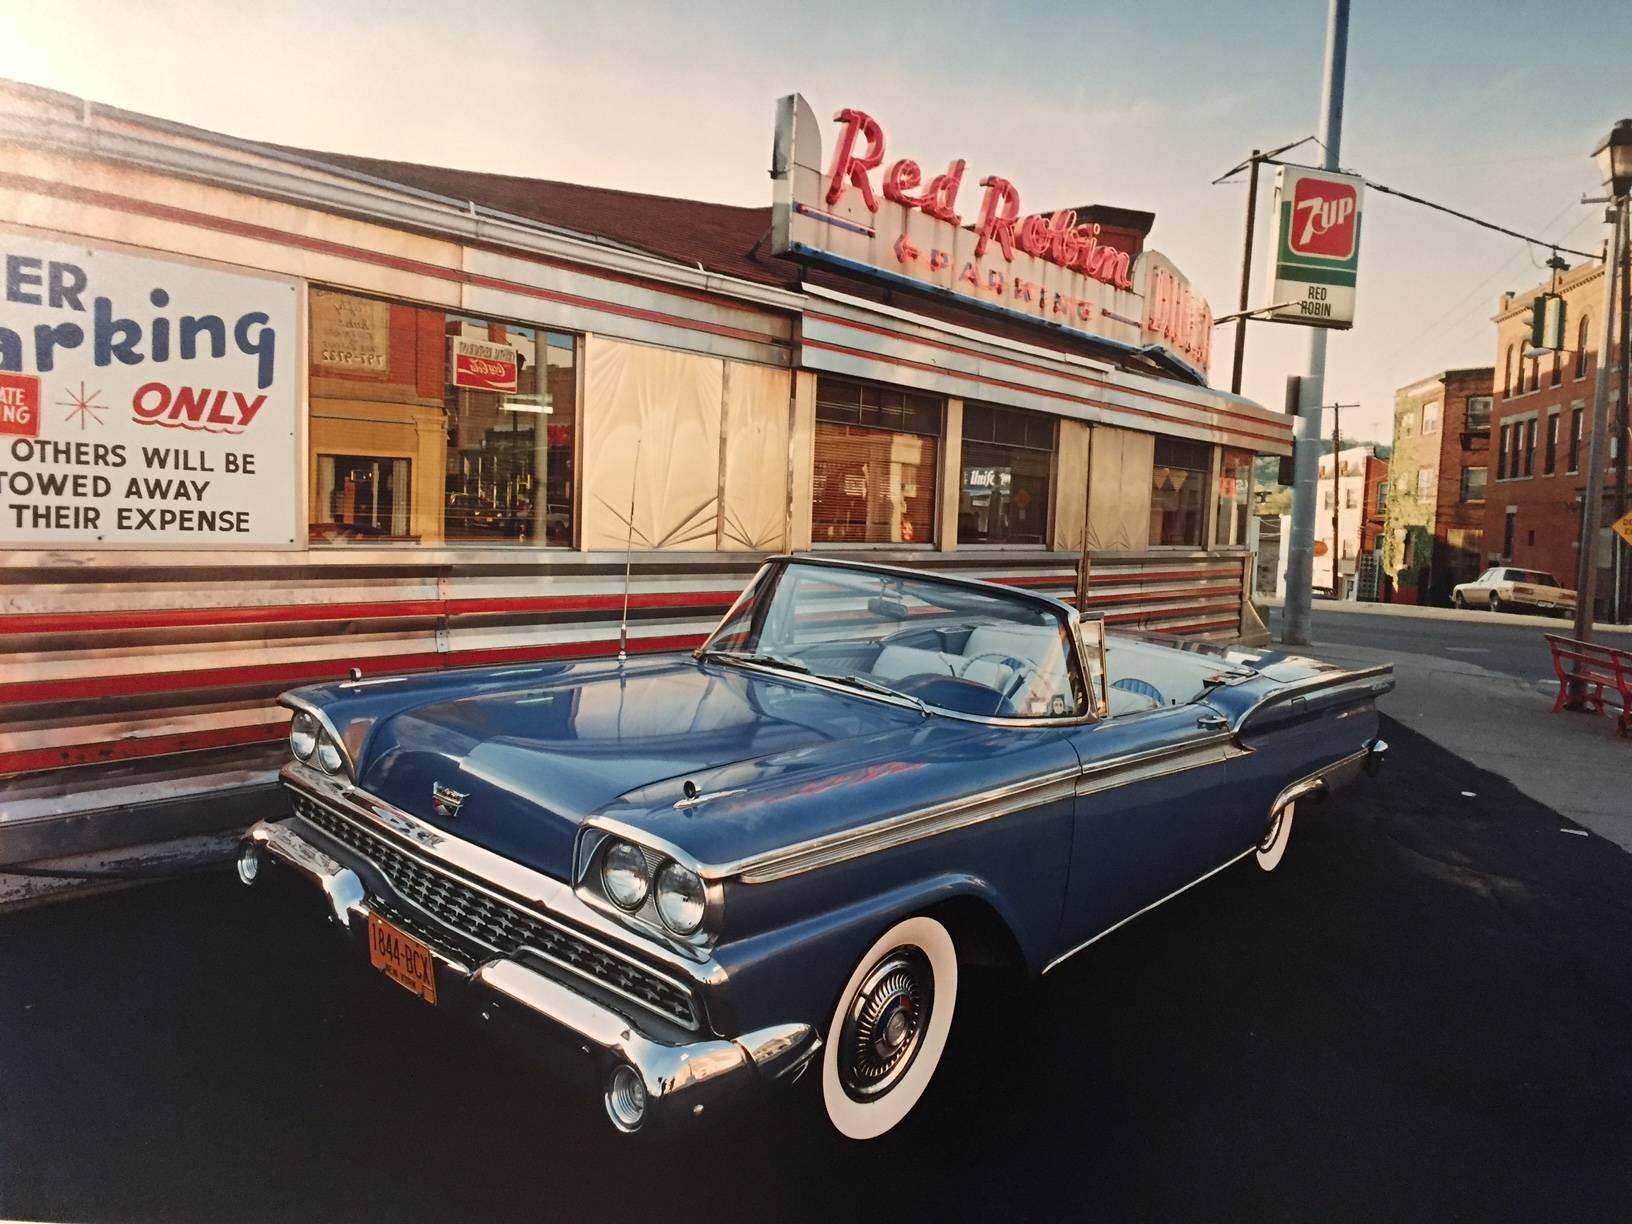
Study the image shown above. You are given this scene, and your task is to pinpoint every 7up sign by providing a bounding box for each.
[1265,166,1364,329]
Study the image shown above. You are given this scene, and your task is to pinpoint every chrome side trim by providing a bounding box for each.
[280,767,726,990]
[722,767,1081,885]
[1041,848,1255,975]
[1074,734,1233,798]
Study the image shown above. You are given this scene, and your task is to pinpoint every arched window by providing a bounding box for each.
[1504,345,1514,397]
[1575,317,1590,379]
[1551,348,1561,387]
[1528,353,1539,393]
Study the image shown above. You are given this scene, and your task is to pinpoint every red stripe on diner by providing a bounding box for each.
[806,311,1293,440]
[0,590,740,637]
[0,173,788,351]
[0,721,289,777]
[0,633,702,707]
[802,338,1292,448]
[1080,584,1240,606]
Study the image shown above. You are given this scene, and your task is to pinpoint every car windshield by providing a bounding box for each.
[699,561,1086,720]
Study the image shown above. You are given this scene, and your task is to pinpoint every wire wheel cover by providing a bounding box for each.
[838,946,934,1101]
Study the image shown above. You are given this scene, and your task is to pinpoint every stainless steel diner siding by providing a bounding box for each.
[0,547,1251,867]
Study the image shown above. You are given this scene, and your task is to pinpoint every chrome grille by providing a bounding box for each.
[287,790,701,1031]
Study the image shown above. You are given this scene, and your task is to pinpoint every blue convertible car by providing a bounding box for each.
[240,557,1390,1139]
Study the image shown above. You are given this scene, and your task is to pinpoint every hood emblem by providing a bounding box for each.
[430,781,468,819]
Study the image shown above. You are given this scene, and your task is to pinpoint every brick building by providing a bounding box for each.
[1486,259,1624,613]
[1313,445,1389,594]
[1381,367,1495,604]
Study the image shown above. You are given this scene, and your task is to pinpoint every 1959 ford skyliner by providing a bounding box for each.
[240,557,1391,1139]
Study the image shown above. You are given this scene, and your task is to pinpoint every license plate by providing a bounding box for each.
[367,910,438,1005]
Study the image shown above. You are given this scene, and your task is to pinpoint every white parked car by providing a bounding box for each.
[1451,567,1576,616]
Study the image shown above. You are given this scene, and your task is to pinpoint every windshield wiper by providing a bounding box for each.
[820,672,933,717]
[702,649,810,674]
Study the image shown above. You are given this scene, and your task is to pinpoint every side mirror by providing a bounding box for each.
[1077,615,1110,719]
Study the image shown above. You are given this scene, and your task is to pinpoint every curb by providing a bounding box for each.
[1257,598,1632,636]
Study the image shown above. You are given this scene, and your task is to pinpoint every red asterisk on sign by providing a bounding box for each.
[60,382,106,430]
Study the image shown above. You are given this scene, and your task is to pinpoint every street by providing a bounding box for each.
[4,714,1631,1224]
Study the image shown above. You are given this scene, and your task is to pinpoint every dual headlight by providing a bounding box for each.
[600,839,707,937]
[289,710,346,776]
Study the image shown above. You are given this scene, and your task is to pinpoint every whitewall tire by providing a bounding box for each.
[1255,801,1295,872]
[820,915,958,1140]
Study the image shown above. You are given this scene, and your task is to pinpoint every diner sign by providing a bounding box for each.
[770,93,1213,377]
[0,234,299,548]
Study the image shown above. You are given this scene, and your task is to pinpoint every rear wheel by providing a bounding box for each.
[1255,801,1295,872]
[820,915,958,1140]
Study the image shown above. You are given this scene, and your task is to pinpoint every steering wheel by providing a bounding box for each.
[958,651,1031,701]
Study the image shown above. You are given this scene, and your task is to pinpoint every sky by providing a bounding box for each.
[4,0,1628,442]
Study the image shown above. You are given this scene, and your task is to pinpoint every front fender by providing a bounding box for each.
[710,870,1031,1038]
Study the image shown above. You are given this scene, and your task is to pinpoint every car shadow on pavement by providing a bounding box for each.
[1,715,1629,1224]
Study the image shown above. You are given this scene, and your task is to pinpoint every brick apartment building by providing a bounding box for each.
[1313,445,1389,595]
[1486,259,1624,612]
[1381,366,1495,604]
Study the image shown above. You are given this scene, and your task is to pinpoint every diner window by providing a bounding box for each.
[812,376,941,545]
[1569,407,1584,472]
[306,288,578,547]
[1460,466,1487,503]
[1575,319,1590,379]
[1213,448,1252,547]
[1149,437,1211,547]
[1466,397,1492,431]
[1544,412,1559,475]
[1422,400,1441,435]
[957,403,1054,545]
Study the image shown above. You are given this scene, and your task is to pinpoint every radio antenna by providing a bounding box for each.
[617,439,641,664]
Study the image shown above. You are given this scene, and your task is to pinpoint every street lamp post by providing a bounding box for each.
[1571,119,1632,648]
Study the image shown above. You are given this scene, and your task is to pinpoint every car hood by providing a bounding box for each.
[353,657,924,881]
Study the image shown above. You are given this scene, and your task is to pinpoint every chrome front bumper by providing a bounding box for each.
[241,817,818,1132]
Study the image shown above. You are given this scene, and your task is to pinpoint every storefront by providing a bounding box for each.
[0,81,1292,872]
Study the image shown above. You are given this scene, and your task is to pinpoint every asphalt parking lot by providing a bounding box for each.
[3,715,1630,1224]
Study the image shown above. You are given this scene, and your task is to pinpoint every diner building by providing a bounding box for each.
[0,82,1292,875]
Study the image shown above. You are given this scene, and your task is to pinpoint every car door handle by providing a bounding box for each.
[1196,714,1230,731]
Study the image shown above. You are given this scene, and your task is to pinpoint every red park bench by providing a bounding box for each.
[1543,634,1632,737]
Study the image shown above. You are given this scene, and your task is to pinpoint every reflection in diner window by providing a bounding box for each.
[314,454,410,541]
[1212,447,1252,547]
[958,403,1054,546]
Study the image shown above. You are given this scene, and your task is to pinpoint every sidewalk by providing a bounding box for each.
[1258,596,1632,636]
[1293,636,1632,854]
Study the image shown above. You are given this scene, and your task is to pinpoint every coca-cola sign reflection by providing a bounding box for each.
[450,337,519,392]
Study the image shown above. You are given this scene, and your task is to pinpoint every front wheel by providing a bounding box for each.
[1255,801,1296,872]
[1452,592,1466,610]
[1489,594,1503,614]
[820,915,958,1140]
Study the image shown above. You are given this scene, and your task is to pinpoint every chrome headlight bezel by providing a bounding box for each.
[314,731,346,775]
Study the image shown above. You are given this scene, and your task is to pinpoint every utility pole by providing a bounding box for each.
[1572,201,1624,645]
[1231,150,1262,395]
[1282,0,1349,646]
[1616,209,1630,622]
[1332,403,1342,596]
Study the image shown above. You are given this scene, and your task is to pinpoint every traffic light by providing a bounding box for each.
[1530,293,1567,352]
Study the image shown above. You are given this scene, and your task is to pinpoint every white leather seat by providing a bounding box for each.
[873,644,956,681]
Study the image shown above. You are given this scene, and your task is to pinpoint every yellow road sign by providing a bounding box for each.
[1614,509,1632,548]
